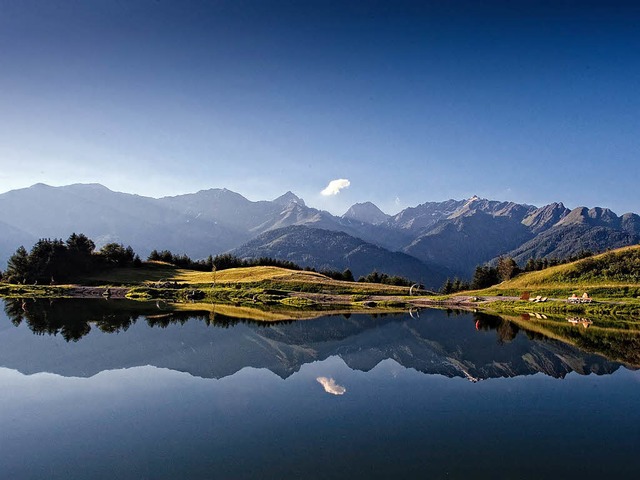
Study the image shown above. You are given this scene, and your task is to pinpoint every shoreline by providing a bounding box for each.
[2,282,639,320]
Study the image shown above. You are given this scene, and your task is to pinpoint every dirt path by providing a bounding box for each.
[288,292,518,309]
[68,286,129,298]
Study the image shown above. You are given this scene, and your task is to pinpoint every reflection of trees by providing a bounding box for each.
[497,320,519,343]
[4,298,90,341]
[4,299,26,326]
[145,314,188,329]
[95,314,137,334]
[3,298,296,342]
[473,312,520,344]
[4,298,145,342]
[60,321,92,342]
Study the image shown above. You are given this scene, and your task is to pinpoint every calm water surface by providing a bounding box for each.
[1,298,639,479]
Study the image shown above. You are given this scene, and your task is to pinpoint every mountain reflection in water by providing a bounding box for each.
[1,298,636,380]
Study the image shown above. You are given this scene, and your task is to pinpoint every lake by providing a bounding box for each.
[1,298,639,479]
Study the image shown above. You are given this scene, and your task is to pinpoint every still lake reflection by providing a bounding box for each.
[1,298,639,479]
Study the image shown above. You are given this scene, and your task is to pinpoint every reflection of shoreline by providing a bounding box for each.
[316,377,346,395]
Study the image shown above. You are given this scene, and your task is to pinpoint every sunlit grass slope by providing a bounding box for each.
[82,262,409,295]
[477,245,640,298]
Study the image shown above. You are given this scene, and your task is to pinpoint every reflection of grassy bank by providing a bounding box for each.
[173,302,402,322]
[497,312,640,368]
[0,284,72,298]
[479,299,640,318]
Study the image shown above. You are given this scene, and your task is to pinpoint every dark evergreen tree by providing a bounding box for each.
[66,233,95,256]
[5,246,30,283]
[441,278,453,294]
[525,258,535,272]
[66,233,96,274]
[28,238,67,283]
[342,269,354,282]
[471,265,500,289]
[99,243,135,266]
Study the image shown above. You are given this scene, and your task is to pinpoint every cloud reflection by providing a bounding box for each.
[316,376,346,395]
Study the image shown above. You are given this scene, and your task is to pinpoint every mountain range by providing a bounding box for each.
[1,183,639,286]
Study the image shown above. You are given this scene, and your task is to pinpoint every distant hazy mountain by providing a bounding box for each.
[404,211,534,276]
[393,196,536,276]
[0,183,242,264]
[159,187,283,235]
[160,187,410,252]
[1,183,639,281]
[342,202,389,225]
[503,207,640,265]
[0,220,35,268]
[384,199,467,236]
[230,225,448,288]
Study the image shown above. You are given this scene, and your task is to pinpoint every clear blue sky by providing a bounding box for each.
[0,0,638,215]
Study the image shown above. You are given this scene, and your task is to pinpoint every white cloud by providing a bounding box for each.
[321,178,350,196]
[316,376,346,395]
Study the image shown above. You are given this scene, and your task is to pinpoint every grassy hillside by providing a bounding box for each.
[80,262,411,295]
[476,245,640,297]
[0,262,418,318]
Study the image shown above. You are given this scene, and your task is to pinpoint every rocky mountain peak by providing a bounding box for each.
[557,206,621,228]
[273,191,305,207]
[588,207,618,224]
[342,202,389,225]
[522,202,570,233]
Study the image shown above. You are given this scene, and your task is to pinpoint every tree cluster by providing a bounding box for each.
[3,233,140,284]
[147,250,303,272]
[470,265,501,289]
[440,278,471,294]
[317,268,355,282]
[357,271,414,287]
[440,256,520,293]
[439,250,597,293]
[523,250,593,272]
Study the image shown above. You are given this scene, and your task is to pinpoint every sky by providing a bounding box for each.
[0,0,638,215]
